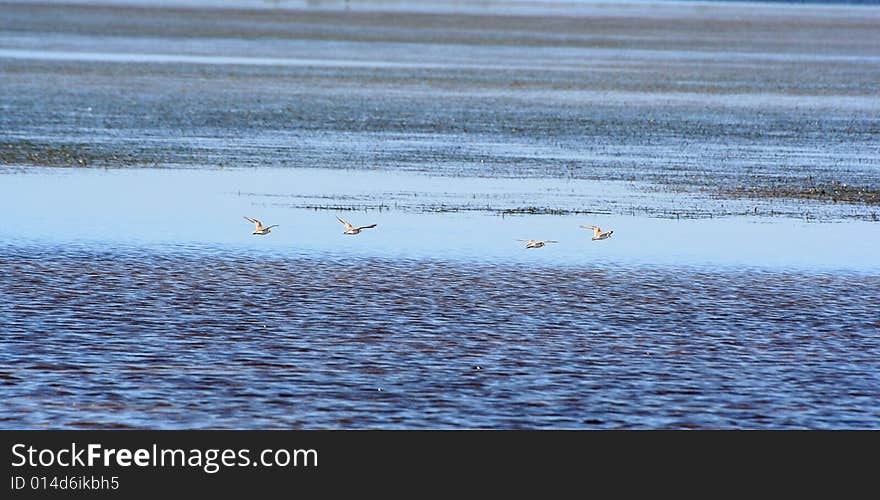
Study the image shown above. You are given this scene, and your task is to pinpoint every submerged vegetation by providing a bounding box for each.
[726,180,880,206]
[0,140,157,168]
[1,140,96,167]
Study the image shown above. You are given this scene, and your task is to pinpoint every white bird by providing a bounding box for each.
[581,225,613,240]
[337,216,377,235]
[517,239,558,249]
[244,216,278,235]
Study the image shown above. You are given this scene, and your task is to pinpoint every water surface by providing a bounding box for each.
[2,245,878,429]
[1,0,879,429]
[1,166,878,271]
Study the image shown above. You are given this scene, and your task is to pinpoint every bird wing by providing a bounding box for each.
[244,216,263,231]
[336,216,354,230]
[356,224,377,230]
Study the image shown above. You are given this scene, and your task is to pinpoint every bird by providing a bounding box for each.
[336,216,377,235]
[244,216,278,235]
[581,225,613,240]
[517,239,558,249]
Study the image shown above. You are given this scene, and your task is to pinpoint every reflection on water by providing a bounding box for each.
[1,244,878,429]
[1,166,878,272]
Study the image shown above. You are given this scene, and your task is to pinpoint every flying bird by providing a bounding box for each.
[244,216,278,235]
[581,225,613,241]
[517,239,558,249]
[337,216,377,235]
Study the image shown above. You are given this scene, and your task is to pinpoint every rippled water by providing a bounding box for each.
[2,1,879,429]
[1,245,878,429]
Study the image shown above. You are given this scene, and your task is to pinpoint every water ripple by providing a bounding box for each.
[1,244,878,429]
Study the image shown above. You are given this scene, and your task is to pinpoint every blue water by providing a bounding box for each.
[2,244,878,429]
[1,167,879,429]
[0,166,878,271]
[2,0,879,429]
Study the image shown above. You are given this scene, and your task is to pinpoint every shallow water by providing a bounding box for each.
[1,166,879,271]
[1,166,879,429]
[1,0,879,429]
[3,1,880,216]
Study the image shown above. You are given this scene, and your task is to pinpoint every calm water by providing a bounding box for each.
[1,166,879,271]
[1,0,879,429]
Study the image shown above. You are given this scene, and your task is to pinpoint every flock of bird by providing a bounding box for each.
[243,216,613,247]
